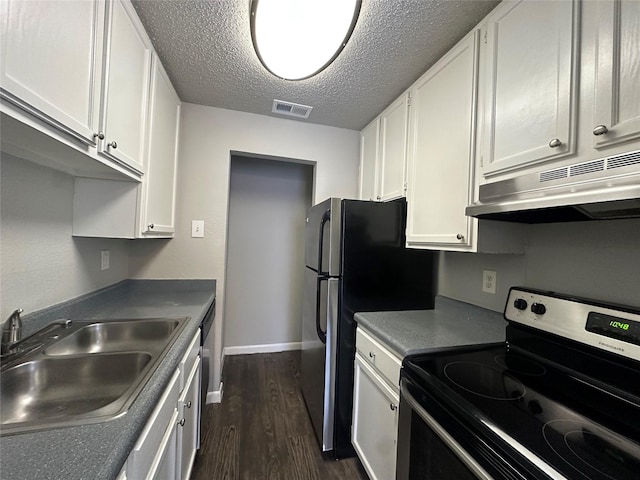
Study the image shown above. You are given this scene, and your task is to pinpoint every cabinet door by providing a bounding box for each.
[150,410,179,480]
[406,32,478,250]
[593,0,640,148]
[100,0,152,175]
[141,55,181,236]
[176,357,201,480]
[352,353,399,480]
[359,118,380,201]
[0,0,105,146]
[378,93,409,201]
[480,0,578,177]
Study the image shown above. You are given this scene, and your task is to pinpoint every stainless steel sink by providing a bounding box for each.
[44,318,181,356]
[0,317,189,436]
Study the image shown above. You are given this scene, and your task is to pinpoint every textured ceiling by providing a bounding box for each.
[131,0,500,131]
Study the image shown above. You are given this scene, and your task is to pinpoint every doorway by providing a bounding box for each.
[224,154,314,352]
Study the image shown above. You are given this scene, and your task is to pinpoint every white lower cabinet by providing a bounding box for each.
[177,356,201,480]
[126,330,201,480]
[352,327,402,480]
[128,370,180,480]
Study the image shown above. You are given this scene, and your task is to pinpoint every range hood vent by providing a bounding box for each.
[466,150,640,223]
[272,99,313,119]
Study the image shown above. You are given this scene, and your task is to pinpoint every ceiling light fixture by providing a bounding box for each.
[250,0,361,81]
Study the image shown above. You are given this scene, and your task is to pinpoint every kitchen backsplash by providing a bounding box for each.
[439,217,640,312]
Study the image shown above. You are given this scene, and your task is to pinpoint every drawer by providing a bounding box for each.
[179,329,200,392]
[356,327,402,390]
[128,370,180,479]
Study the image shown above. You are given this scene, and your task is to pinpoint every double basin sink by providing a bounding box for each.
[0,316,189,436]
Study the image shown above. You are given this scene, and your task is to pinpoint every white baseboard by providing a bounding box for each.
[223,341,301,356]
[207,382,223,404]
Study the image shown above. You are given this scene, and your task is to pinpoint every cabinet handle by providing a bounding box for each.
[456,233,464,240]
[178,418,186,427]
[107,141,118,149]
[185,401,192,409]
[376,195,381,201]
[548,138,562,148]
[390,403,397,411]
[369,351,375,359]
[593,125,609,136]
[93,131,105,140]
[148,224,154,230]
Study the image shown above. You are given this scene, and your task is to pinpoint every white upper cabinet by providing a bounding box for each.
[406,31,479,251]
[592,0,640,149]
[359,118,380,201]
[479,0,579,178]
[98,0,152,175]
[0,0,105,146]
[140,56,181,236]
[72,53,180,240]
[378,93,410,201]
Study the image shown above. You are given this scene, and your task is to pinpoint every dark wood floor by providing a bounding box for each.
[191,351,367,480]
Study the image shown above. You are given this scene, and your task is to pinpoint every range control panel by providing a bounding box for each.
[504,287,640,362]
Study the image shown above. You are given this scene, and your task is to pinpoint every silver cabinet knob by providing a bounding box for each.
[185,401,192,409]
[548,138,562,148]
[456,233,464,240]
[376,195,381,201]
[369,351,375,359]
[107,141,118,149]
[389,403,397,411]
[148,224,154,230]
[93,131,104,140]
[178,418,185,427]
[593,125,609,136]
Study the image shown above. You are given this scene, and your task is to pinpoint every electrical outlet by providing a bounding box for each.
[482,270,496,294]
[101,250,110,271]
[191,220,204,238]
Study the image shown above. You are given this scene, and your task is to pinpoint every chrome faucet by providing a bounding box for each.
[1,308,24,355]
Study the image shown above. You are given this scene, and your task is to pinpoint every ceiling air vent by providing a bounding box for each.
[272,99,313,119]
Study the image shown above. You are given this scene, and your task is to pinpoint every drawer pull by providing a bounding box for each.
[178,418,186,427]
[185,401,192,409]
[390,403,397,411]
[369,351,375,359]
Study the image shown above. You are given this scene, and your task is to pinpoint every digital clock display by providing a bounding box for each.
[586,312,640,346]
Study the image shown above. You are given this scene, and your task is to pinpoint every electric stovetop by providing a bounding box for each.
[403,287,640,480]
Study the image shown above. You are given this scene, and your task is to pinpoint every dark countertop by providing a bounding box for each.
[0,279,216,480]
[354,296,507,358]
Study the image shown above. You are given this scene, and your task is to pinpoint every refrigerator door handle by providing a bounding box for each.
[317,209,331,275]
[315,277,328,344]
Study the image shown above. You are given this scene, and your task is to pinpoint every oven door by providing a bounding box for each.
[397,374,535,480]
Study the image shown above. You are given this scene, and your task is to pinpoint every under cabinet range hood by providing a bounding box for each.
[466,150,640,223]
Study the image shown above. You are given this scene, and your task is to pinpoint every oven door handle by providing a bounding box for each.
[402,387,494,480]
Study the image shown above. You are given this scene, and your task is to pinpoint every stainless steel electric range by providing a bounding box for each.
[397,287,640,480]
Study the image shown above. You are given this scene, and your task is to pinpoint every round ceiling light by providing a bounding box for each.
[250,0,361,81]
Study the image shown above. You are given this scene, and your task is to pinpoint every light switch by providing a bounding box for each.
[191,220,205,238]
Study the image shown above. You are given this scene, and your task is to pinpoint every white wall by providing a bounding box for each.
[0,154,130,320]
[438,218,640,312]
[224,155,313,351]
[129,104,360,394]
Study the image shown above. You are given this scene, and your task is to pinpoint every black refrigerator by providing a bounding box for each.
[301,197,436,458]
